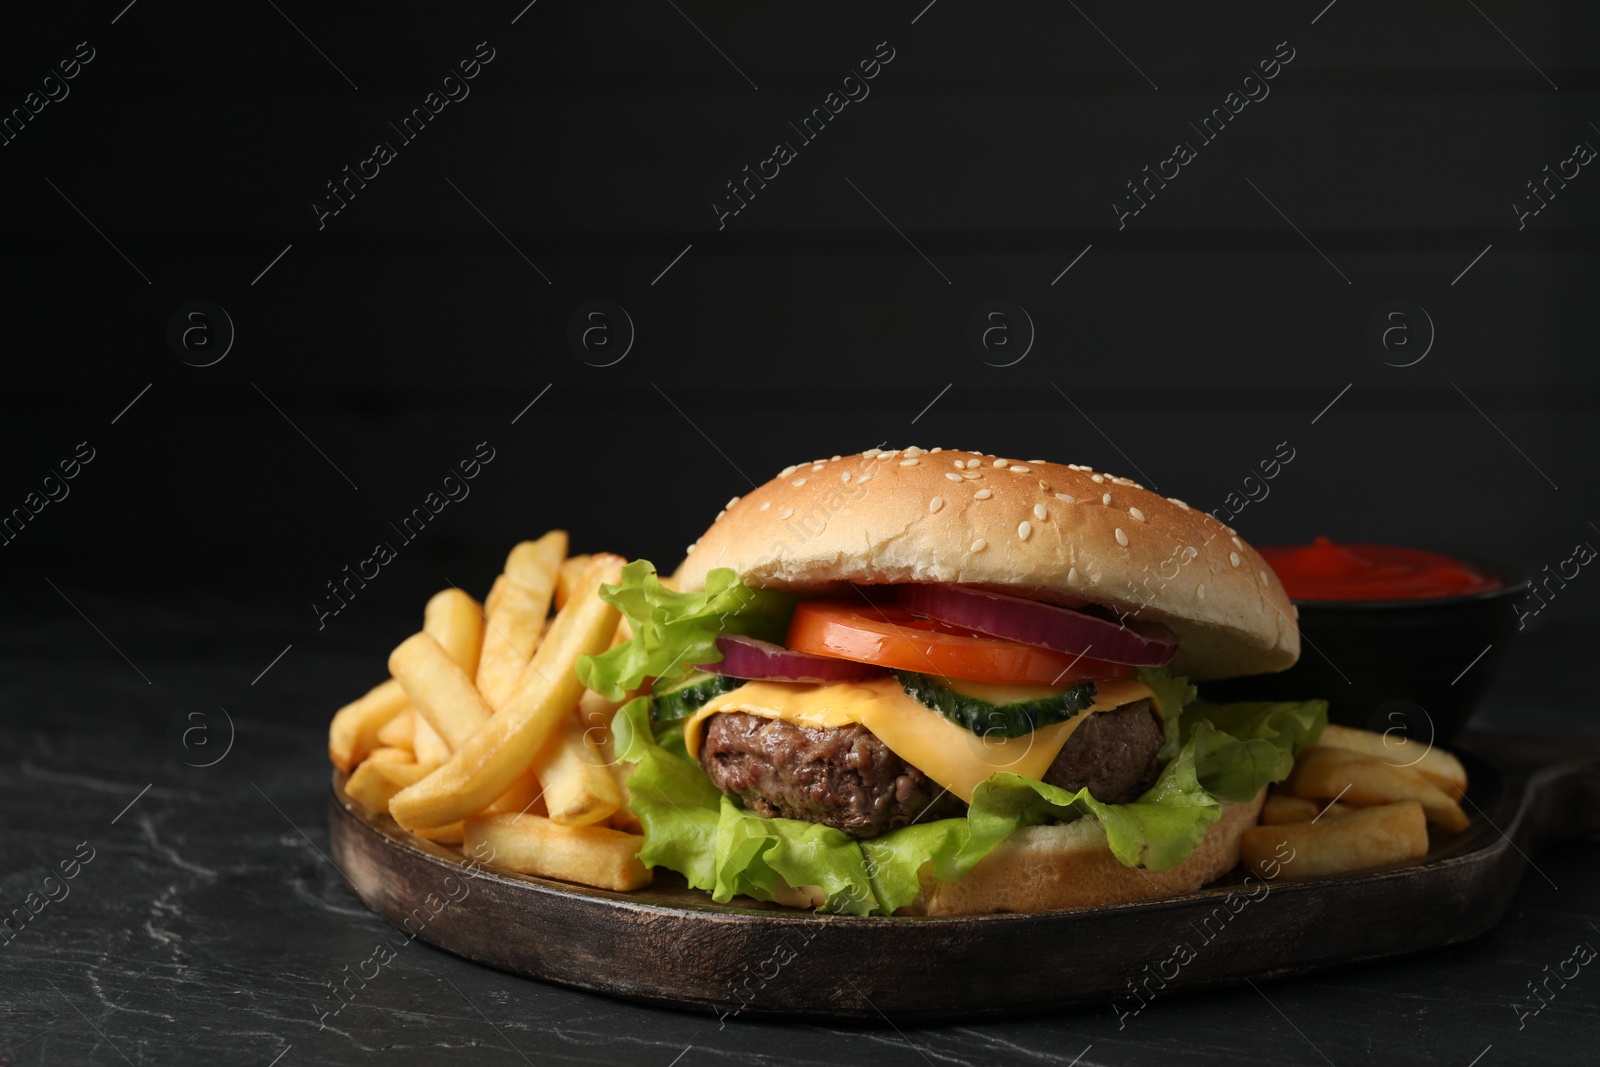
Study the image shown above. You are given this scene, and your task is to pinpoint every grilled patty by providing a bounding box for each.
[697,698,1164,837]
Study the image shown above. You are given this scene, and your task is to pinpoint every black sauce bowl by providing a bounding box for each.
[1203,557,1529,747]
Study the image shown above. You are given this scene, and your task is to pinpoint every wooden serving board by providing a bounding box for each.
[328,732,1600,1021]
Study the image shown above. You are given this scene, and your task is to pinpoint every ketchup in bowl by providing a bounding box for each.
[1258,537,1503,602]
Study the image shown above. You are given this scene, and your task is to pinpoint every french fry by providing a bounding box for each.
[1315,723,1469,798]
[463,812,651,892]
[413,714,451,769]
[344,760,430,812]
[1291,746,1470,833]
[366,746,415,765]
[424,588,486,675]
[328,678,408,772]
[1240,801,1430,880]
[484,574,507,620]
[483,770,548,817]
[389,633,493,751]
[554,554,592,611]
[1261,793,1349,826]
[375,708,416,749]
[477,532,568,710]
[607,764,641,832]
[389,555,625,830]
[532,713,622,826]
[577,688,624,734]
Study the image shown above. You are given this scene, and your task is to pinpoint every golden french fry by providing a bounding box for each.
[484,770,547,817]
[463,812,651,891]
[389,633,494,752]
[413,713,451,769]
[1291,746,1470,833]
[1241,801,1429,880]
[424,588,485,675]
[329,679,408,772]
[577,689,624,734]
[1260,793,1350,826]
[533,713,622,826]
[485,574,507,620]
[344,760,430,812]
[366,746,415,765]
[375,708,416,749]
[1315,724,1469,798]
[390,555,625,830]
[554,554,592,611]
[477,532,568,710]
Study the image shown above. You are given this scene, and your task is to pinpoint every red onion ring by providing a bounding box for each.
[896,584,1177,666]
[698,634,884,683]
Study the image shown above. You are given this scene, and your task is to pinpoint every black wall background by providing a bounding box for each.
[2,1,1596,653]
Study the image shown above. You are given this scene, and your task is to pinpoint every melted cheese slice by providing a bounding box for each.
[684,677,1159,803]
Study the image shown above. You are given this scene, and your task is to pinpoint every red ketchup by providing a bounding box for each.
[1258,537,1502,601]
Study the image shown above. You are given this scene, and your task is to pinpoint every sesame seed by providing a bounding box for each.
[842,471,852,483]
[929,496,944,513]
[811,463,824,472]
[930,447,943,453]
[1102,493,1112,505]
[1068,566,1080,583]
[968,457,983,468]
[1170,498,1191,510]
[715,510,726,520]
[1197,583,1207,600]
[1033,503,1047,520]
[686,543,697,554]
[863,449,881,458]
[974,489,992,500]
[1038,480,1050,490]
[1010,465,1030,473]
[1184,546,1198,559]
[945,472,963,483]
[1229,551,1241,567]
[726,497,740,509]
[970,538,987,552]
[953,459,966,469]
[1017,520,1032,540]
[1259,570,1270,586]
[962,470,982,480]
[857,473,874,484]
[1232,536,1244,550]
[900,459,919,467]
[1028,460,1045,464]
[1091,474,1105,484]
[793,478,807,487]
[1115,528,1129,547]
[780,508,794,519]
[1056,493,1076,504]
[780,465,798,477]
[759,502,771,511]
[831,454,842,461]
[880,450,900,459]
[994,459,1009,469]
[1129,507,1145,522]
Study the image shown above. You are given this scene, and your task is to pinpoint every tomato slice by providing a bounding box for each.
[785,600,1135,686]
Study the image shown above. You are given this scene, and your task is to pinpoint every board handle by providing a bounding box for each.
[1459,732,1600,851]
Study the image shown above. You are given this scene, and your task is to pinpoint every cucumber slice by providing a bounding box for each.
[893,671,1097,739]
[650,671,745,723]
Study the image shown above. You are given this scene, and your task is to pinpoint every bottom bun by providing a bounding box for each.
[902,789,1266,916]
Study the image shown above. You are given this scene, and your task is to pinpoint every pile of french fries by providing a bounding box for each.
[327,532,653,893]
[1240,723,1471,881]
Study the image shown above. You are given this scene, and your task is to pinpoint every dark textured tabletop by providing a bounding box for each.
[1,585,1595,1067]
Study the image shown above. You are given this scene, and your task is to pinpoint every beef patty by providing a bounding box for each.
[697,698,1164,837]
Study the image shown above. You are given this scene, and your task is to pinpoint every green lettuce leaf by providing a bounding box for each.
[612,669,1326,914]
[576,561,794,701]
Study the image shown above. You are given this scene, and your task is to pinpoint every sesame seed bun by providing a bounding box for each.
[677,447,1298,680]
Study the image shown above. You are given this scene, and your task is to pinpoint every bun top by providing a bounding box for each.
[677,447,1298,680]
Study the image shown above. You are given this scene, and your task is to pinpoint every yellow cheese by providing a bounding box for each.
[683,677,1158,803]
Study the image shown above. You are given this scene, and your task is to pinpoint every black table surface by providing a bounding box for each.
[2,586,1597,1067]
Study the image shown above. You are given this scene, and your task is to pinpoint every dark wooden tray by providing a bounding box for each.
[328,731,1600,1021]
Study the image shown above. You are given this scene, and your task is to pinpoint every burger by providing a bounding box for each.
[578,446,1325,915]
